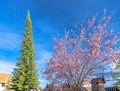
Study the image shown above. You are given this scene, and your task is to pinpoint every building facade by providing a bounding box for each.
[91,76,105,91]
[0,73,10,91]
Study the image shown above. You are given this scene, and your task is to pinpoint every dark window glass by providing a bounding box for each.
[2,83,5,87]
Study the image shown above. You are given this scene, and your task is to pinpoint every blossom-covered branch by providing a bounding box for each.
[44,12,119,91]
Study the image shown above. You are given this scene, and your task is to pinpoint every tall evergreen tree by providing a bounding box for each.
[11,11,39,91]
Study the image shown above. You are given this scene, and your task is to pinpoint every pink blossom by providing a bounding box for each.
[88,18,95,28]
[43,13,119,91]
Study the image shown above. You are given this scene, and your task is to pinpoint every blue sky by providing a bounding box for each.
[0,0,120,88]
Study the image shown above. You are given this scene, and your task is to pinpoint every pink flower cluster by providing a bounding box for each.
[44,13,119,91]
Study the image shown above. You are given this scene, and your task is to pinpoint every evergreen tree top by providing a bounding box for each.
[26,10,32,24]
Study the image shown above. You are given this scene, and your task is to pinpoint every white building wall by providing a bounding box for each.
[0,83,6,91]
[83,82,91,87]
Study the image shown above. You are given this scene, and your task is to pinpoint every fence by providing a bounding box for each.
[104,77,120,91]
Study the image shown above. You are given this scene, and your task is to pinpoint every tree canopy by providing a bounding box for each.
[44,13,119,91]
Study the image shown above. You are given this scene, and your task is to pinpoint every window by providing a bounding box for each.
[2,83,5,87]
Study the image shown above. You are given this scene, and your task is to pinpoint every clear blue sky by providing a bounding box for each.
[0,0,120,88]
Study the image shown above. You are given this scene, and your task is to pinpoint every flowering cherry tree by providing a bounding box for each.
[44,13,119,91]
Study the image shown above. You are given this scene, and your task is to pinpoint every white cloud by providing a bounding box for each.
[34,44,52,88]
[38,50,52,62]
[0,32,21,50]
[37,50,52,88]
[36,50,52,73]
[35,44,52,70]
[0,60,15,74]
[39,78,48,89]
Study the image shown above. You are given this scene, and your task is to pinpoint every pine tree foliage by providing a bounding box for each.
[113,57,120,86]
[11,11,39,91]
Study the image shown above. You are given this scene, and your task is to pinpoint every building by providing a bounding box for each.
[83,79,91,91]
[0,73,10,91]
[91,76,105,91]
